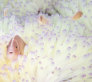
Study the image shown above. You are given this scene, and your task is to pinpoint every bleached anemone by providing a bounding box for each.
[0,0,92,82]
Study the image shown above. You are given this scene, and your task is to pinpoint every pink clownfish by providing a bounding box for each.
[7,35,26,61]
[72,11,83,20]
[38,15,48,25]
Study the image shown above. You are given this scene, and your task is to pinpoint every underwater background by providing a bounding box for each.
[0,0,92,82]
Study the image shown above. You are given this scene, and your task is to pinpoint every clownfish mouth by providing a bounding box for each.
[7,53,18,61]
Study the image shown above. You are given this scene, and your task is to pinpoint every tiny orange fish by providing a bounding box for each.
[38,15,48,25]
[4,8,8,17]
[72,11,83,20]
[7,35,26,61]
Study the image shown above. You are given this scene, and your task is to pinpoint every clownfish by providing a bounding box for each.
[7,35,26,61]
[4,8,8,17]
[72,11,83,20]
[38,15,48,25]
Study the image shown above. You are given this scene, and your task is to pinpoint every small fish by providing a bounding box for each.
[4,8,8,17]
[72,11,83,20]
[38,15,48,25]
[7,35,26,61]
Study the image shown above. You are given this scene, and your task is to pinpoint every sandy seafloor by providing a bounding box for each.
[0,0,92,82]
